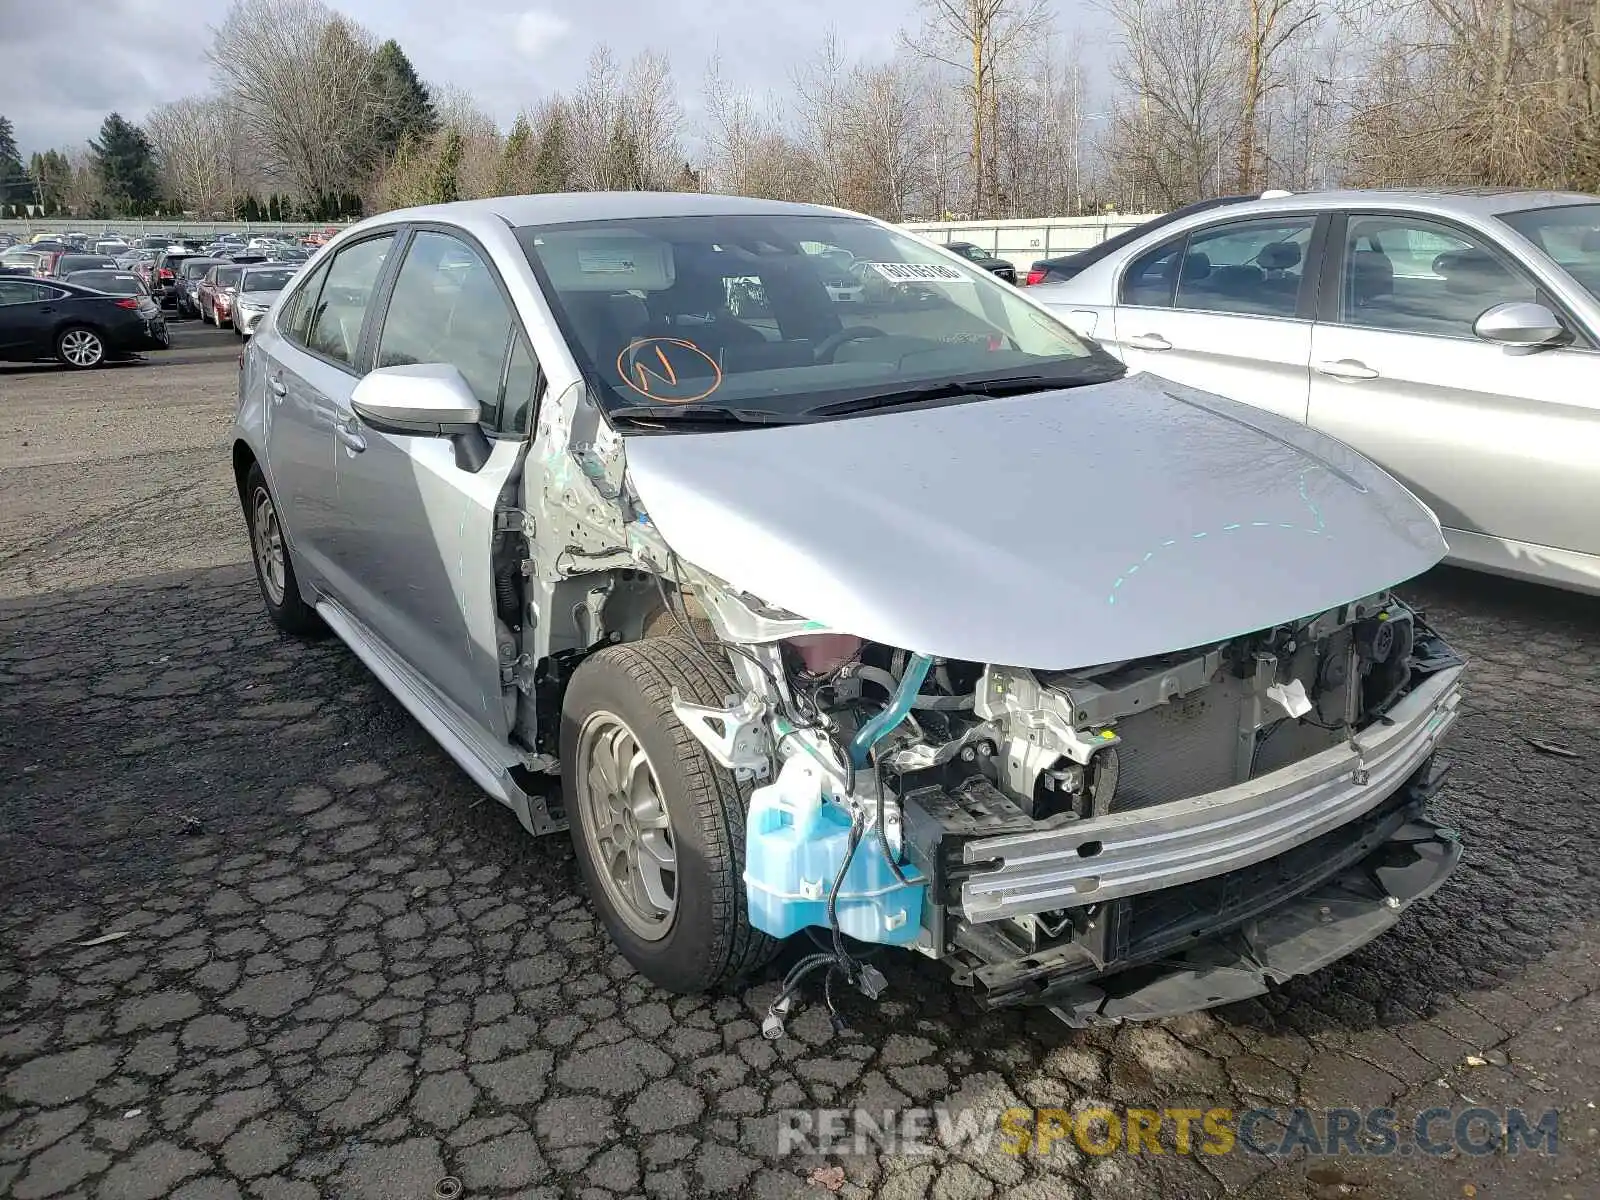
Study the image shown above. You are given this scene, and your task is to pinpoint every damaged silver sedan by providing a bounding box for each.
[233,192,1464,1031]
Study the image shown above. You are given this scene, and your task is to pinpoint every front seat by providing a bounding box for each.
[645,264,768,359]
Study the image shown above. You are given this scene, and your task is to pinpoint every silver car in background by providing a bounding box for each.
[232,264,298,336]
[1031,189,1600,595]
[234,194,1464,1028]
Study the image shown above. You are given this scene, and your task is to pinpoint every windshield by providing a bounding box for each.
[1499,203,1600,304]
[515,213,1115,424]
[242,268,293,292]
[216,267,242,288]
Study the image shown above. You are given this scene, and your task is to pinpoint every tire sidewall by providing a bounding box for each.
[561,648,750,994]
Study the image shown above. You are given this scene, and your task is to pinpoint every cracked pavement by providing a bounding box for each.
[2,327,1597,1199]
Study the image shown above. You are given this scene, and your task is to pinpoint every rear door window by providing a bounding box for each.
[0,279,48,305]
[1172,217,1315,318]
[279,260,331,345]
[305,235,394,369]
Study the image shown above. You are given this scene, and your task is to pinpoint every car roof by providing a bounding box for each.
[1204,187,1597,220]
[358,191,856,232]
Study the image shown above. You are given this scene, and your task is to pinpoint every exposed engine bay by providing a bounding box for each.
[645,563,1465,1031]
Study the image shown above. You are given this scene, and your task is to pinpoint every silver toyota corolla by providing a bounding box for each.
[1030,188,1600,595]
[234,193,1465,1028]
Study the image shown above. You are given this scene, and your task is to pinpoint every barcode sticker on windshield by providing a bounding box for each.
[868,262,974,284]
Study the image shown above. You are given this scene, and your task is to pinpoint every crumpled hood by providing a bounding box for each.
[622,373,1447,669]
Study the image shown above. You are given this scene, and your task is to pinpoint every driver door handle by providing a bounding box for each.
[1125,333,1171,351]
[336,417,366,454]
[1315,358,1379,380]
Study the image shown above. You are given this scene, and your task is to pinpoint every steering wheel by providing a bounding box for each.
[813,326,888,363]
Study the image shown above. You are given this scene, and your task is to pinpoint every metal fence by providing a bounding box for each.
[0,219,353,239]
[1,212,1162,268]
[903,215,1161,271]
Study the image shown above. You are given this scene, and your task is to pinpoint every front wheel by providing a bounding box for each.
[56,327,105,369]
[561,638,778,994]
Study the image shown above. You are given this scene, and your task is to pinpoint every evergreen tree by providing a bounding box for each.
[674,162,702,193]
[530,107,572,194]
[27,150,72,213]
[0,116,26,209]
[498,114,533,195]
[430,130,463,204]
[89,113,160,215]
[370,40,438,162]
[605,117,645,191]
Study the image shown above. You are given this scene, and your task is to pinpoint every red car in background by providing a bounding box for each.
[197,264,243,327]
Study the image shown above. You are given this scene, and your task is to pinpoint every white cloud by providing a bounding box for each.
[513,8,573,58]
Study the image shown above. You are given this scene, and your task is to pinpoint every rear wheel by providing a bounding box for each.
[56,327,105,369]
[561,638,778,993]
[244,463,321,636]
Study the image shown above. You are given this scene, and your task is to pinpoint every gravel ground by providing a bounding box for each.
[1,328,1597,1199]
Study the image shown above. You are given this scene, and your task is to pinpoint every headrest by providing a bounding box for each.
[1580,228,1600,252]
[1432,248,1501,279]
[1258,241,1302,271]
[534,232,676,293]
[1178,251,1211,281]
[1347,248,1393,300]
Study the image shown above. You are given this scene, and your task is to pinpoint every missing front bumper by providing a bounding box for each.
[946,664,1462,923]
[1040,813,1460,1026]
[937,752,1461,1025]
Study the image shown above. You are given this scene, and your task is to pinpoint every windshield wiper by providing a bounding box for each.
[801,372,1077,419]
[606,403,805,428]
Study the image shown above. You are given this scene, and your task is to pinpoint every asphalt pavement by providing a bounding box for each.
[1,323,1596,1199]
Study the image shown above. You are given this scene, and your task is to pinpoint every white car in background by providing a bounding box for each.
[232,264,298,336]
[1030,189,1600,594]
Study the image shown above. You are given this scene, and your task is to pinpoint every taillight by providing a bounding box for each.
[159,268,173,281]
[1024,268,1046,286]
[115,298,140,309]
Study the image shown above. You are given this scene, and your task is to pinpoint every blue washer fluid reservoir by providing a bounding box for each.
[744,754,925,945]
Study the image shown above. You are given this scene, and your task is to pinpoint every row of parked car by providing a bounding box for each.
[0,230,307,368]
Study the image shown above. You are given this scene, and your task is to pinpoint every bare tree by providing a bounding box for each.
[145,96,242,216]
[622,49,685,189]
[1235,0,1323,191]
[1103,0,1244,206]
[1341,0,1600,192]
[431,85,503,199]
[208,0,383,202]
[903,0,1050,216]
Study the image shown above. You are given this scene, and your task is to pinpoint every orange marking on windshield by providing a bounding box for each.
[614,337,723,403]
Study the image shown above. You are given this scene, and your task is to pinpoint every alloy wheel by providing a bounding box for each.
[576,711,678,940]
[251,488,287,605]
[60,330,103,367]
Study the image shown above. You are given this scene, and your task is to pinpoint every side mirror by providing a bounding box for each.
[350,363,491,472]
[1473,301,1566,349]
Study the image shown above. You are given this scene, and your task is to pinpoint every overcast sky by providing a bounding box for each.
[0,0,988,157]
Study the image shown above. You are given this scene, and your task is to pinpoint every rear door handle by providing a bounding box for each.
[267,375,287,397]
[336,418,366,454]
[1125,333,1171,351]
[1314,358,1379,380]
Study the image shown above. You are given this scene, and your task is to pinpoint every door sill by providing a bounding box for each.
[1441,527,1600,596]
[315,597,567,835]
